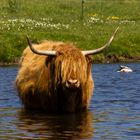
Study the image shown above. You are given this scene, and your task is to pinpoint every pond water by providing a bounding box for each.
[0,63,140,140]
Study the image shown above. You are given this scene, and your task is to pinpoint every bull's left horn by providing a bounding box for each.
[82,26,119,55]
[26,36,56,56]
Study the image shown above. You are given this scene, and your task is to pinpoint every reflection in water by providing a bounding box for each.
[17,110,94,139]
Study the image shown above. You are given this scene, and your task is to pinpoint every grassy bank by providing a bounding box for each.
[0,0,140,63]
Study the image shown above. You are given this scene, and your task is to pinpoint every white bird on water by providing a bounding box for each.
[117,65,133,72]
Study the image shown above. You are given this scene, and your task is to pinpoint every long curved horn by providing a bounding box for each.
[82,26,119,55]
[26,36,56,56]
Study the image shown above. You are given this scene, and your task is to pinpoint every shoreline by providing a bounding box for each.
[0,62,18,67]
[0,57,140,67]
[93,55,140,64]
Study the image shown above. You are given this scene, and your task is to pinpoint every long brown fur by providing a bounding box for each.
[16,40,94,113]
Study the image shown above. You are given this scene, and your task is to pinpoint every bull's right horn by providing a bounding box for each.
[26,36,56,56]
[82,26,119,55]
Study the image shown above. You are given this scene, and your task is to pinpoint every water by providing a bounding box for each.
[0,63,140,140]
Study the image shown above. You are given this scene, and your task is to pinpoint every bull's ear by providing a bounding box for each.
[82,26,119,55]
[85,55,93,64]
[26,36,57,56]
[45,56,54,67]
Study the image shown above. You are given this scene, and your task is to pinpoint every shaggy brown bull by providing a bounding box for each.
[16,27,119,113]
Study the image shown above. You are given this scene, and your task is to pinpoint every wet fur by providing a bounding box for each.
[16,40,94,113]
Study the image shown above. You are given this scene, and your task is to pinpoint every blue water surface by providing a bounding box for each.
[0,63,140,139]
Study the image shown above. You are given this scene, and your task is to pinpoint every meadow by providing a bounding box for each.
[0,0,140,63]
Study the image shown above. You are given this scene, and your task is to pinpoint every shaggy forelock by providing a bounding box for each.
[53,45,88,86]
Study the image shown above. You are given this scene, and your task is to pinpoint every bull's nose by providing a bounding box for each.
[68,79,78,84]
[66,79,80,88]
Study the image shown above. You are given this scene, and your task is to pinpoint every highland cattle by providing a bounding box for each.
[15,27,119,113]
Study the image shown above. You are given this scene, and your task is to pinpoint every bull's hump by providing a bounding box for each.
[57,45,82,55]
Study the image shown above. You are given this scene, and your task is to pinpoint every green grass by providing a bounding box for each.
[0,0,140,63]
